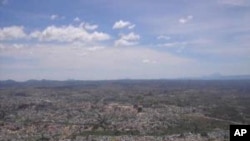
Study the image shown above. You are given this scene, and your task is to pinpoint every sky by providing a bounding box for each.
[0,0,250,81]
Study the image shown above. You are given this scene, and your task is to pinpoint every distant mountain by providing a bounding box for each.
[0,79,101,88]
[1,75,250,88]
[201,74,250,80]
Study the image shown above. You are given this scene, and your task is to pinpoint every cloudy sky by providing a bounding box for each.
[0,0,250,81]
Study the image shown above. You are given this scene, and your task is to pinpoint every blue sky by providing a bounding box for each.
[0,0,250,81]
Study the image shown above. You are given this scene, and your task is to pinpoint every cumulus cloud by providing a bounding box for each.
[115,32,140,46]
[79,22,99,30]
[179,15,193,24]
[113,20,135,29]
[84,23,98,30]
[0,26,27,40]
[114,39,136,46]
[0,24,108,44]
[120,32,140,40]
[30,25,110,42]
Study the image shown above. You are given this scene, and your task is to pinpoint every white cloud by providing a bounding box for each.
[158,42,187,47]
[30,25,110,42]
[157,35,171,40]
[115,39,137,46]
[179,19,187,24]
[0,24,108,43]
[73,17,80,22]
[50,14,59,20]
[84,23,98,30]
[79,22,99,30]
[50,14,65,20]
[121,32,140,40]
[89,31,110,41]
[113,20,135,29]
[142,59,157,64]
[115,32,140,46]
[128,24,136,29]
[158,41,188,53]
[0,26,27,40]
[179,15,193,24]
